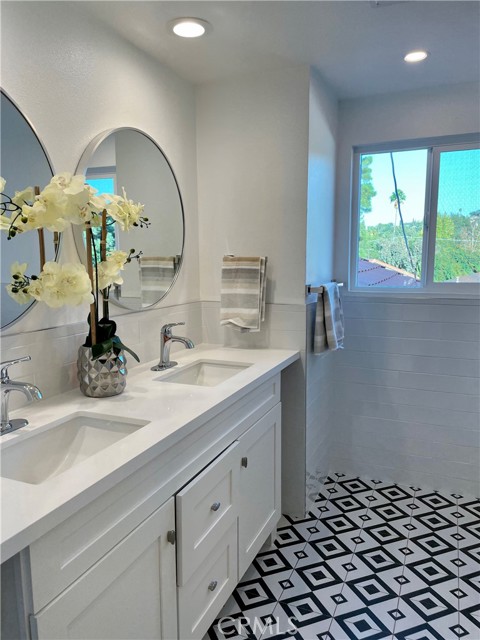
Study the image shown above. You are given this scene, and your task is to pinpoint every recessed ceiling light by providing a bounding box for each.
[404,50,429,63]
[169,18,211,38]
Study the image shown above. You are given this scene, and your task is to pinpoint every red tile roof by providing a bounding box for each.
[357,258,420,288]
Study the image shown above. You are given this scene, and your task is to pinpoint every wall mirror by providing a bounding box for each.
[1,90,56,328]
[74,128,184,311]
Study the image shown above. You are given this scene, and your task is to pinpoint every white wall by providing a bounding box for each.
[306,70,337,287]
[304,71,338,513]
[1,2,200,400]
[196,65,310,307]
[332,82,480,496]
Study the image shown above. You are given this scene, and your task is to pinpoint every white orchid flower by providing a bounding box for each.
[33,262,93,308]
[6,284,32,305]
[96,251,128,290]
[62,174,87,196]
[26,275,45,303]
[30,184,69,232]
[12,186,35,207]
[106,188,144,231]
[107,250,129,271]
[6,262,32,304]
[18,200,47,231]
[49,172,72,189]
[10,261,27,277]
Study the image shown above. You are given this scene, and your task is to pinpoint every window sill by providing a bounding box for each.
[342,288,480,304]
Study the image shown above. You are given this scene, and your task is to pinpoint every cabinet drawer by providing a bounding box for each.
[176,441,239,586]
[177,522,237,640]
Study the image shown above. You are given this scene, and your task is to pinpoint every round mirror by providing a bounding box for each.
[74,128,184,310]
[1,90,56,328]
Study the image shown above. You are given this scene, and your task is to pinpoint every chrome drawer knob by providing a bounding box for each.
[208,580,218,592]
[211,502,221,511]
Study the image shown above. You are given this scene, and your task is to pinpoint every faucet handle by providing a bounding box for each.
[1,356,31,382]
[161,322,185,338]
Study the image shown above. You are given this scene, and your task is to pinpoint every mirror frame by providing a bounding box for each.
[1,88,57,330]
[74,127,185,311]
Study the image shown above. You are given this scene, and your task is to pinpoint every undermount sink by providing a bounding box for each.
[0,413,149,485]
[157,359,252,387]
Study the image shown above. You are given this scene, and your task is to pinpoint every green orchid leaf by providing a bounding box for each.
[91,340,113,360]
[112,337,140,362]
[90,335,140,363]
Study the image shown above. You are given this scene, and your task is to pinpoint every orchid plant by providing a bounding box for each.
[0,173,148,360]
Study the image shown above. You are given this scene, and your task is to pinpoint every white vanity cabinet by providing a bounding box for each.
[3,371,285,640]
[30,499,177,640]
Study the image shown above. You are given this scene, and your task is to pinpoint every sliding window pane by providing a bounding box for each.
[357,149,427,288]
[434,148,480,283]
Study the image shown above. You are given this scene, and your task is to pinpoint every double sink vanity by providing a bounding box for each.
[1,345,298,640]
[0,88,299,639]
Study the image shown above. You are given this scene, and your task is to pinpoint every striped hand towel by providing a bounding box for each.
[139,256,176,306]
[220,256,267,332]
[314,282,344,353]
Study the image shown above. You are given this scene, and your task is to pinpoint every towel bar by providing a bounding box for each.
[305,282,344,295]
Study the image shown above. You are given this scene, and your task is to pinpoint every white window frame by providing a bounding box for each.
[349,134,480,297]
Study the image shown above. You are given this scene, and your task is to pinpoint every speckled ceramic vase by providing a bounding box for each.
[77,346,127,398]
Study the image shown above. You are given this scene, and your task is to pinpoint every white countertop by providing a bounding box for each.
[0,344,299,562]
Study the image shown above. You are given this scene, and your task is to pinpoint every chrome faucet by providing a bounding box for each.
[151,322,195,371]
[1,356,42,435]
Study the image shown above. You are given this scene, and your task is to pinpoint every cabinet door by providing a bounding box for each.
[31,499,177,640]
[238,403,281,577]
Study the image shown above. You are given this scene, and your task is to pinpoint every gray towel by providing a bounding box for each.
[220,256,267,331]
[314,283,344,353]
[139,256,176,305]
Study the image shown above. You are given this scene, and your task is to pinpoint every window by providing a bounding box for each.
[351,137,480,293]
[85,174,118,266]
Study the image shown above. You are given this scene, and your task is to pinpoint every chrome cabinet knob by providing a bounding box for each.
[208,580,218,592]
[211,502,221,511]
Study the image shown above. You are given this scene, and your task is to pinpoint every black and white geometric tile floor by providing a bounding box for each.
[206,473,480,640]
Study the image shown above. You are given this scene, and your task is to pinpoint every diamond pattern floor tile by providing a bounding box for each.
[207,474,480,640]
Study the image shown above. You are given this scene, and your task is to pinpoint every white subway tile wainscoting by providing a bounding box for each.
[0,301,203,412]
[332,297,480,497]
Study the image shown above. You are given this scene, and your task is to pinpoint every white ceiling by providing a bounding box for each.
[84,1,479,99]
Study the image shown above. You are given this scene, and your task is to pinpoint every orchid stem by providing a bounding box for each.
[85,222,97,346]
[34,187,46,270]
[100,209,110,320]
